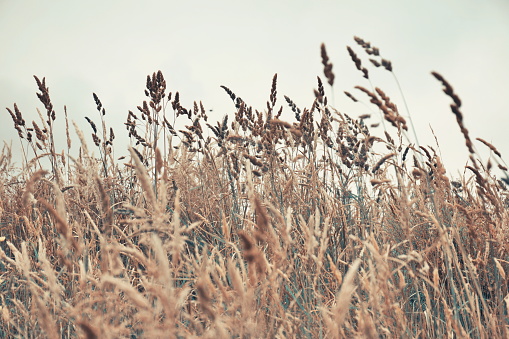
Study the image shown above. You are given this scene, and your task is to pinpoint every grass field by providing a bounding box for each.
[1,37,509,338]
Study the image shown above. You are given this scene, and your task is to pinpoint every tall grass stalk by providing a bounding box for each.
[0,37,508,338]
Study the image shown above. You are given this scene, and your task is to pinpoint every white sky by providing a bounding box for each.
[1,0,508,177]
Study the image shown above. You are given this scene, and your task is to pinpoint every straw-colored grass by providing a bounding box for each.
[1,36,509,338]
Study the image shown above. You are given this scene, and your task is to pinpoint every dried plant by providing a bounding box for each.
[0,37,508,339]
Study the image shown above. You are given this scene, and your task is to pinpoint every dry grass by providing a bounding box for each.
[1,36,509,338]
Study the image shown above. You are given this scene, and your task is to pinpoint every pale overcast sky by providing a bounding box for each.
[1,0,508,176]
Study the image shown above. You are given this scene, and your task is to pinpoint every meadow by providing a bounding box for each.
[1,37,508,338]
